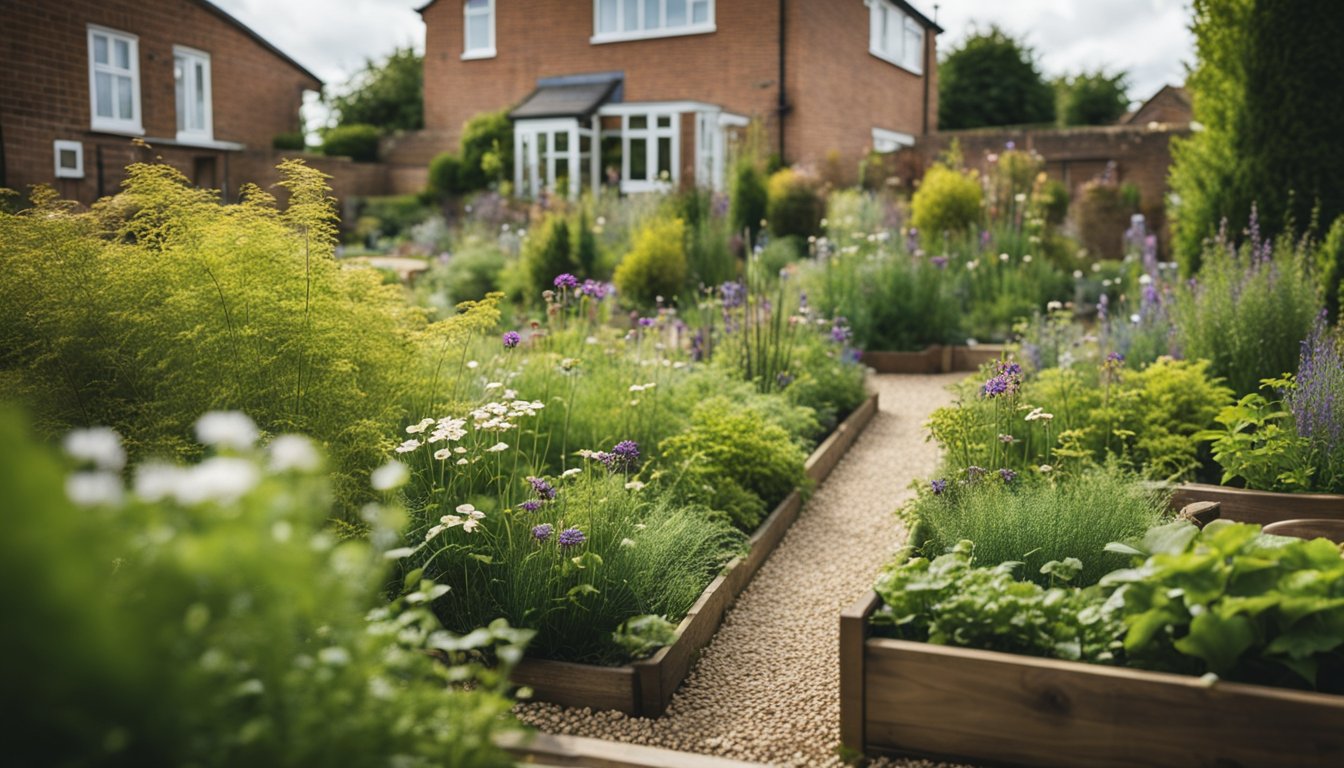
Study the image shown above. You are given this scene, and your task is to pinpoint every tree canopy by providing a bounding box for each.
[328,47,423,133]
[1056,70,1131,126]
[938,27,1055,130]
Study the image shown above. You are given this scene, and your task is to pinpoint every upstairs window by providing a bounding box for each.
[593,0,714,43]
[174,47,213,142]
[463,0,496,59]
[87,25,142,134]
[867,0,924,74]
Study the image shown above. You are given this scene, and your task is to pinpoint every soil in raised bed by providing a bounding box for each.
[516,374,967,768]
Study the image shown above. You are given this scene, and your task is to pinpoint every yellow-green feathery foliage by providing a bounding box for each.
[0,161,497,515]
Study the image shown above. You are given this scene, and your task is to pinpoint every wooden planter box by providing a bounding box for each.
[512,392,880,717]
[1170,483,1344,526]
[840,590,1344,768]
[861,344,1007,374]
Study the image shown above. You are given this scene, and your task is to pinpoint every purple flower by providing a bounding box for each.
[528,476,556,500]
[612,440,640,466]
[554,273,579,289]
[829,318,852,344]
[996,361,1023,377]
[519,499,543,512]
[720,281,745,309]
[999,468,1018,483]
[930,255,949,269]
[532,523,553,542]
[931,478,948,495]
[965,465,988,481]
[502,331,521,349]
[579,279,610,299]
[982,375,1011,397]
[776,372,795,387]
[638,316,656,328]
[558,527,586,548]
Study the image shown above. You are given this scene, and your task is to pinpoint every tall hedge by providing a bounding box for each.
[1169,0,1344,274]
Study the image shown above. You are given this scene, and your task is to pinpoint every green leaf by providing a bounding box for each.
[1173,611,1255,674]
[567,583,599,599]
[401,567,424,592]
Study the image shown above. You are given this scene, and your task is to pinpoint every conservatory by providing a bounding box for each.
[509,75,747,198]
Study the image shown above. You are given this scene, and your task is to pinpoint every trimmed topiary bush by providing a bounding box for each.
[729,158,768,246]
[613,217,687,307]
[428,151,466,199]
[766,168,825,240]
[321,123,381,162]
[911,164,983,237]
[521,214,577,298]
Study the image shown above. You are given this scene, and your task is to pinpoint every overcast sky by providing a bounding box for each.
[212,0,1194,111]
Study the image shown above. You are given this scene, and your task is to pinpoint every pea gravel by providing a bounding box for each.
[516,373,973,767]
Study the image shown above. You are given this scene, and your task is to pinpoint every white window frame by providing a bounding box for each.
[173,45,214,144]
[53,140,84,179]
[871,127,915,154]
[591,0,715,44]
[866,0,924,75]
[462,0,496,60]
[87,25,143,135]
[616,110,679,193]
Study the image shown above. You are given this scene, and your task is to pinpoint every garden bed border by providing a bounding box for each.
[512,392,881,717]
[839,589,1344,767]
[1170,483,1344,526]
[861,344,1006,374]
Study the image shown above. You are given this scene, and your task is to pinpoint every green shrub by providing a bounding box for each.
[729,158,768,245]
[673,188,736,288]
[911,164,983,237]
[766,168,825,239]
[272,130,306,150]
[321,123,381,162]
[0,408,526,766]
[460,109,512,191]
[357,194,431,239]
[0,161,500,515]
[783,338,868,434]
[572,210,599,277]
[758,235,803,277]
[521,214,577,298]
[1317,214,1344,322]
[927,356,1232,481]
[428,151,466,198]
[1038,178,1070,226]
[910,466,1168,586]
[1172,229,1321,395]
[418,238,508,310]
[660,397,807,531]
[613,217,687,307]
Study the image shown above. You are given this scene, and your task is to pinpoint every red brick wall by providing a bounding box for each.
[915,124,1194,254]
[1,0,320,205]
[421,0,937,179]
[787,0,937,184]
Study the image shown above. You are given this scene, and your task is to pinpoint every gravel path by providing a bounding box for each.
[516,373,966,767]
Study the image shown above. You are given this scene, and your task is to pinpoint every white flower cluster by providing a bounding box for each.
[62,412,319,508]
[425,503,486,541]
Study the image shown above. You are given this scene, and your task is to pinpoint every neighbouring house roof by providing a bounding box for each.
[193,0,323,85]
[1124,84,1192,125]
[510,76,623,121]
[891,0,943,33]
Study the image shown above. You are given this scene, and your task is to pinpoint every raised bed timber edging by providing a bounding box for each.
[840,590,1344,768]
[1170,483,1344,526]
[497,731,763,768]
[512,392,880,717]
[861,344,1007,374]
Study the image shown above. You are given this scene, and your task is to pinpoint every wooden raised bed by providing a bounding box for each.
[1170,483,1344,526]
[840,590,1344,768]
[861,344,1007,374]
[513,392,880,717]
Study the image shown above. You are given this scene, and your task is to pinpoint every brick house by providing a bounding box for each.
[0,0,320,205]
[410,0,940,196]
